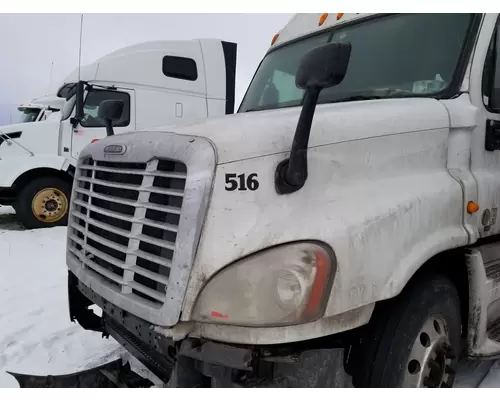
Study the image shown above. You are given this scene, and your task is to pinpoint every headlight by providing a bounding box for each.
[192,242,335,327]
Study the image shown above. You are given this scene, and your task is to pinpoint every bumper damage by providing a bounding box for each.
[69,272,352,388]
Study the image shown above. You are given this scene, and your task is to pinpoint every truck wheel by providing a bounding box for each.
[351,273,461,388]
[15,177,72,229]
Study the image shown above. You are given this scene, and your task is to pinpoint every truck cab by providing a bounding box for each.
[16,95,64,124]
[65,13,500,388]
[0,38,236,229]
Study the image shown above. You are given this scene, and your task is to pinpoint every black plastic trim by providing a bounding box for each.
[0,131,22,147]
[222,41,237,114]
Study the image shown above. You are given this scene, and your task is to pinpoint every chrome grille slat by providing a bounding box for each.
[73,199,135,225]
[69,156,186,307]
[69,233,169,286]
[73,199,179,233]
[134,249,172,268]
[74,187,182,215]
[69,247,167,301]
[81,241,126,271]
[78,176,185,198]
[72,210,131,238]
[70,223,128,255]
[136,234,175,251]
[77,176,142,192]
[136,217,178,233]
[72,213,176,251]
[142,185,184,197]
[127,281,166,303]
[128,265,170,286]
[80,164,187,179]
[69,247,124,286]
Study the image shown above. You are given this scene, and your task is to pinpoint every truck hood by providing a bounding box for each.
[151,97,450,164]
[0,118,59,135]
[0,118,61,158]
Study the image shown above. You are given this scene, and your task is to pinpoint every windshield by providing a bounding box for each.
[61,94,76,121]
[17,107,42,123]
[239,14,475,113]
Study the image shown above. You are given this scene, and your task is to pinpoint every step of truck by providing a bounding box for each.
[465,244,500,358]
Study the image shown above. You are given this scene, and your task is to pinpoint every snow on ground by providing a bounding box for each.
[1,204,500,387]
[0,206,123,388]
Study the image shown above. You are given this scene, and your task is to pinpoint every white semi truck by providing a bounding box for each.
[12,12,500,388]
[0,38,236,229]
[15,95,65,124]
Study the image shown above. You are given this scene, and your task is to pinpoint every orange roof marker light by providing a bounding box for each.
[467,201,480,214]
[337,13,344,20]
[271,33,279,46]
[318,13,328,26]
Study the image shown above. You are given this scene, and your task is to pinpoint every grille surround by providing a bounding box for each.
[66,131,216,327]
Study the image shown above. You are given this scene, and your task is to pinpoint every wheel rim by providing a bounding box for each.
[403,315,456,388]
[31,188,68,223]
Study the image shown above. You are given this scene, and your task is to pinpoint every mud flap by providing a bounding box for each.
[7,359,154,388]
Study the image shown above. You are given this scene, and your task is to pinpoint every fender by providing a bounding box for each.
[0,155,74,188]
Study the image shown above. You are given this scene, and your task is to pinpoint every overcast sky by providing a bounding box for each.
[0,13,292,124]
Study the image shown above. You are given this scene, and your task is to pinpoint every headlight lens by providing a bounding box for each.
[192,242,334,327]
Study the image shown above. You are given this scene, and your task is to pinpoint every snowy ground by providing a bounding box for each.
[0,206,125,388]
[1,205,500,388]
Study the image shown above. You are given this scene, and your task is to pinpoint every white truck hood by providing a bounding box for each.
[0,117,61,158]
[151,97,450,164]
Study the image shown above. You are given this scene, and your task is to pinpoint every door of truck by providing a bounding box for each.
[60,87,136,160]
[468,14,500,237]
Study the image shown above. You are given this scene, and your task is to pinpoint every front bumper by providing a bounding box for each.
[69,271,352,387]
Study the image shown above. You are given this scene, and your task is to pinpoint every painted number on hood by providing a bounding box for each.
[225,173,259,191]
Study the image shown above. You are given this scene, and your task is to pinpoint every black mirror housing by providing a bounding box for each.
[98,100,124,122]
[74,81,86,121]
[296,42,351,91]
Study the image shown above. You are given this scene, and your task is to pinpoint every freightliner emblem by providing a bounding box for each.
[103,144,126,155]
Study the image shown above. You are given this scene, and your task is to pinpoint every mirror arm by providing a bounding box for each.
[275,87,320,194]
[105,119,114,136]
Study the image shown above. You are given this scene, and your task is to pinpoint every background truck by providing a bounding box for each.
[13,12,500,388]
[0,38,236,229]
[15,94,65,124]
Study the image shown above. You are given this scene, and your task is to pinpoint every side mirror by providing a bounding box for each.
[98,100,124,137]
[296,42,351,91]
[275,42,351,195]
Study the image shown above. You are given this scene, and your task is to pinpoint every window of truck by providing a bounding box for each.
[80,90,130,128]
[18,107,41,123]
[239,13,478,113]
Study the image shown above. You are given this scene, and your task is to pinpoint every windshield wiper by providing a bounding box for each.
[330,94,383,104]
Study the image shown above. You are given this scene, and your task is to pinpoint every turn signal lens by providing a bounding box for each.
[467,201,480,214]
[337,13,344,20]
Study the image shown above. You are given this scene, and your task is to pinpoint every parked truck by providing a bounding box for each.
[15,95,65,124]
[0,38,236,229]
[11,12,500,388]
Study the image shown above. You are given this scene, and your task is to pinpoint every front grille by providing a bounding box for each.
[68,157,187,307]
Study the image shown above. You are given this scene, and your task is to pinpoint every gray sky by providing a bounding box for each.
[0,13,292,124]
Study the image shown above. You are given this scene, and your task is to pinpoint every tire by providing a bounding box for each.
[350,273,461,388]
[15,176,72,229]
